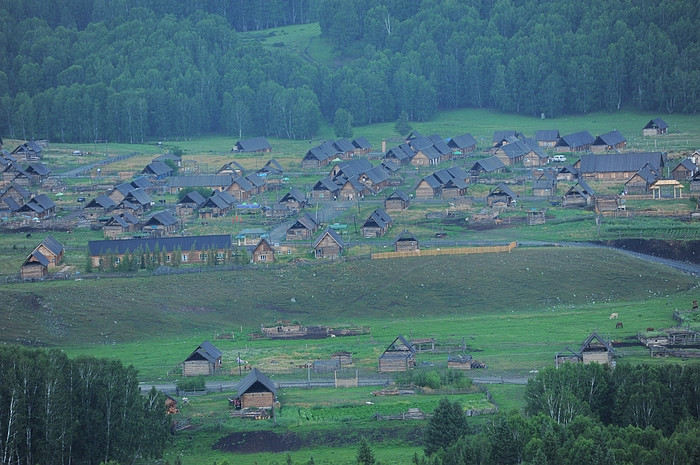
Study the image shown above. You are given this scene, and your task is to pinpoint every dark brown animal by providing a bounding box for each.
[693,300,698,310]
[616,322,623,329]
[646,327,654,332]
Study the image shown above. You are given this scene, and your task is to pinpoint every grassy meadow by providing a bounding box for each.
[3,104,700,464]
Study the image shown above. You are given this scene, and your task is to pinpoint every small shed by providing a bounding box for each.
[182,340,222,377]
[447,354,473,370]
[562,180,595,207]
[20,235,64,279]
[361,208,392,238]
[527,209,546,225]
[579,331,614,366]
[591,130,627,153]
[393,229,419,253]
[236,368,277,409]
[378,335,416,373]
[671,158,697,181]
[643,118,668,136]
[486,183,519,207]
[331,351,353,366]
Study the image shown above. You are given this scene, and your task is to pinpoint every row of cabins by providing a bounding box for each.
[415,166,470,199]
[310,158,394,200]
[384,131,477,167]
[301,137,373,168]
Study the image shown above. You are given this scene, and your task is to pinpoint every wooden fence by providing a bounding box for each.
[371,241,517,260]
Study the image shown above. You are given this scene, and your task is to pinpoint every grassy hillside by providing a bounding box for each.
[2,247,696,380]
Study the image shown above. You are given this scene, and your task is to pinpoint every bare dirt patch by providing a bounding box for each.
[212,427,423,454]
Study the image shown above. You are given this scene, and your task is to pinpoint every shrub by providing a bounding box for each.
[176,376,205,392]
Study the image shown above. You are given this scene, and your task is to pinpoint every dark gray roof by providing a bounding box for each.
[432,139,452,155]
[470,156,505,172]
[178,191,207,206]
[233,137,272,152]
[258,159,283,174]
[291,212,319,231]
[489,183,519,199]
[352,137,372,149]
[418,174,443,189]
[313,227,345,248]
[393,229,417,244]
[313,177,341,193]
[236,368,276,395]
[573,180,595,196]
[333,138,355,153]
[169,175,233,189]
[493,130,516,142]
[280,188,307,204]
[26,249,50,267]
[535,129,560,141]
[218,161,245,174]
[2,184,31,199]
[142,161,173,177]
[41,235,64,255]
[380,160,401,173]
[230,176,254,192]
[408,136,434,152]
[244,173,265,188]
[144,210,178,227]
[88,234,232,255]
[85,194,116,209]
[2,197,20,211]
[386,190,409,202]
[382,335,416,356]
[363,165,390,184]
[26,163,50,176]
[579,331,614,355]
[131,177,152,189]
[334,158,372,178]
[385,143,415,162]
[644,118,668,130]
[557,131,595,149]
[363,208,392,229]
[124,188,152,206]
[593,130,626,147]
[448,133,477,150]
[199,340,222,359]
[674,158,697,172]
[629,163,659,184]
[578,152,665,173]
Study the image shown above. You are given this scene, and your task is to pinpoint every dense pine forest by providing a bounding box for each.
[1,0,699,144]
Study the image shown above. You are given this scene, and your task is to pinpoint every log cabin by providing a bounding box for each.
[379,335,416,373]
[236,368,277,409]
[313,227,345,259]
[182,340,222,377]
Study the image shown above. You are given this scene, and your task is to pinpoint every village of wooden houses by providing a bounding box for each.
[2,116,700,452]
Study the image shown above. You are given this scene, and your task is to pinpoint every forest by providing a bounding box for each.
[1,0,699,144]
[416,363,700,465]
[0,346,170,465]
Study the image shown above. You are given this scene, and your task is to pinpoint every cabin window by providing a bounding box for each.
[287,249,292,254]
[200,253,207,260]
[150,255,156,262]
[277,249,282,254]
[166,255,171,262]
[260,255,266,261]
[182,254,188,262]
[114,257,121,264]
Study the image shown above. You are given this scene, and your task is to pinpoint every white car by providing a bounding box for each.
[551,155,567,162]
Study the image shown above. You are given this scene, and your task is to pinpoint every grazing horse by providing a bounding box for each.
[616,322,623,329]
[646,327,654,332]
[609,313,618,319]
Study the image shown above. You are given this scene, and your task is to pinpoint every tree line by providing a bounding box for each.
[416,362,700,465]
[1,0,698,144]
[0,346,170,465]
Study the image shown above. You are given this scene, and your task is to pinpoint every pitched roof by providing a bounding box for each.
[313,227,345,248]
[233,137,272,152]
[385,143,415,162]
[88,235,232,255]
[578,152,665,173]
[26,163,50,176]
[26,249,50,267]
[217,161,245,174]
[364,208,392,229]
[40,235,64,255]
[470,156,505,172]
[644,118,668,130]
[593,130,626,147]
[493,130,516,142]
[579,331,614,355]
[674,158,697,172]
[418,174,443,189]
[258,159,283,174]
[291,212,319,231]
[351,137,372,150]
[381,160,401,173]
[535,129,560,141]
[178,190,207,206]
[142,161,173,176]
[448,133,477,149]
[489,183,519,199]
[169,175,233,189]
[363,165,390,184]
[144,210,178,227]
[280,188,307,204]
[382,335,416,356]
[386,190,409,202]
[124,188,152,206]
[557,131,595,149]
[333,138,355,153]
[629,163,659,184]
[313,177,341,193]
[236,368,276,395]
[393,229,417,244]
[131,176,152,189]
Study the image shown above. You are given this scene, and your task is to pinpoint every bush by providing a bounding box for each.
[176,376,205,392]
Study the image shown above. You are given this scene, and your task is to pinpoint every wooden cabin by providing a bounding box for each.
[331,351,353,366]
[562,180,595,207]
[384,190,410,211]
[591,130,627,153]
[235,368,277,409]
[643,118,668,136]
[576,152,665,181]
[232,136,272,153]
[671,159,697,181]
[20,235,64,279]
[393,229,419,252]
[361,208,392,238]
[378,335,416,373]
[535,130,560,148]
[624,164,659,195]
[313,227,345,259]
[554,348,583,368]
[182,340,222,377]
[286,212,319,240]
[555,131,594,153]
[252,238,275,263]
